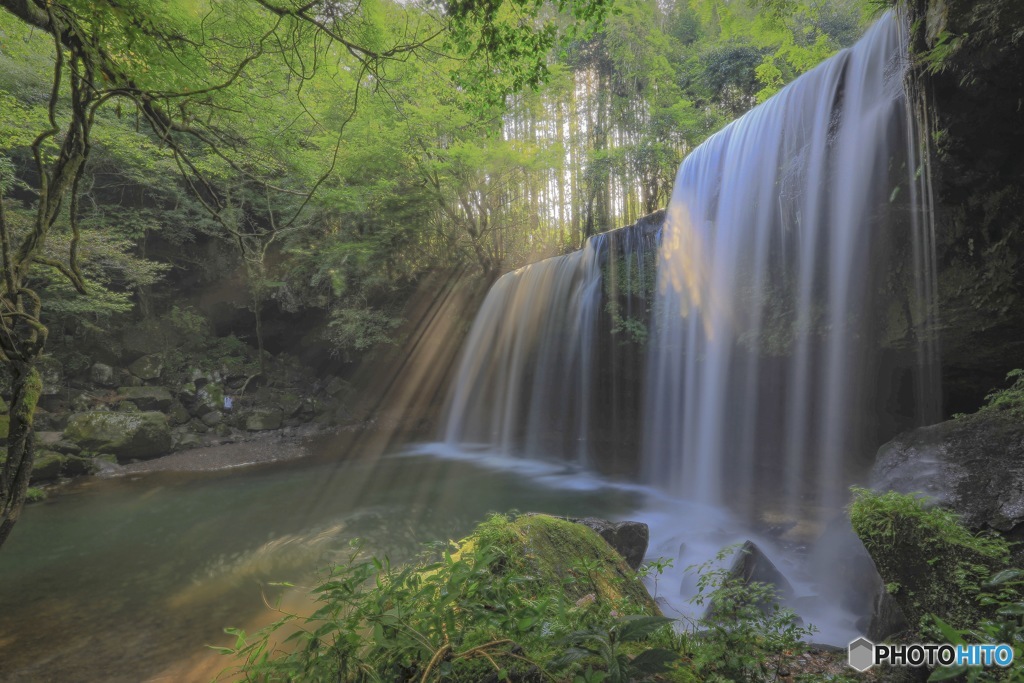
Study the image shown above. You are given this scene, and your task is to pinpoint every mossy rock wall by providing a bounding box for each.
[850,489,1009,630]
[911,0,1024,414]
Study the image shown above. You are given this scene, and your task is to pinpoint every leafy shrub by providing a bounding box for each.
[686,545,814,682]
[978,369,1024,418]
[219,514,674,682]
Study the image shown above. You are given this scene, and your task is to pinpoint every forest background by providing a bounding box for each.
[0,0,876,543]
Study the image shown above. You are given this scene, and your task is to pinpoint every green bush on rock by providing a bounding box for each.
[220,514,676,682]
[849,488,1011,630]
[220,514,839,682]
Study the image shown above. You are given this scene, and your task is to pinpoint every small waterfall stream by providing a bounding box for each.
[442,237,605,462]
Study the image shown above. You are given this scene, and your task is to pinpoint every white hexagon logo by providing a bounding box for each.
[848,637,875,672]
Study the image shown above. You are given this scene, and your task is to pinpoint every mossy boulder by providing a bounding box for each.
[245,409,283,431]
[850,488,1010,630]
[63,411,172,462]
[192,383,224,416]
[128,354,164,381]
[38,356,63,396]
[463,514,660,615]
[115,386,174,412]
[89,362,117,387]
[29,450,65,483]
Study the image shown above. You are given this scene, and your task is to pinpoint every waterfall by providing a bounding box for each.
[442,11,938,518]
[442,237,605,462]
[442,217,661,463]
[643,11,938,516]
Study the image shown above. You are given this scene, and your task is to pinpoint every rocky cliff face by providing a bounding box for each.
[910,0,1024,414]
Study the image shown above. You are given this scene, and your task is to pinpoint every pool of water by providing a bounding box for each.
[0,438,868,681]
[0,442,647,682]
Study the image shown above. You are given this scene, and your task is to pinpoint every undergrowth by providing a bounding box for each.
[217,514,810,682]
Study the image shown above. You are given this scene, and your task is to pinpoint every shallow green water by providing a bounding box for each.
[0,445,643,682]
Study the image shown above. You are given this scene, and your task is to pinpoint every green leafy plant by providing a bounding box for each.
[926,568,1024,682]
[218,514,673,682]
[978,369,1024,418]
[688,545,814,682]
[638,556,674,600]
[550,615,679,683]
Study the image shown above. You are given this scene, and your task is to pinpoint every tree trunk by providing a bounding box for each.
[0,362,42,547]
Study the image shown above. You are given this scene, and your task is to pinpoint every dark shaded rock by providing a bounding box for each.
[871,413,1024,538]
[30,450,65,482]
[169,401,191,425]
[910,0,1024,415]
[727,540,794,601]
[63,411,172,462]
[115,386,174,412]
[38,356,63,396]
[571,518,648,570]
[63,455,99,477]
[867,577,911,642]
[90,362,117,387]
[201,411,222,427]
[246,409,283,431]
[128,354,164,381]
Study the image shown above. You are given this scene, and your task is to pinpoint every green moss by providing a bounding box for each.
[473,514,660,614]
[964,368,1024,420]
[850,488,1010,629]
[25,487,46,503]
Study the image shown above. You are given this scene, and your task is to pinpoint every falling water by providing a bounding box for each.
[444,10,937,520]
[443,237,605,462]
[643,11,939,516]
[442,217,660,464]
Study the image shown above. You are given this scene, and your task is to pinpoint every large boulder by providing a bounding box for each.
[63,411,172,462]
[89,362,117,387]
[871,411,1024,537]
[38,356,63,396]
[245,409,282,431]
[115,386,174,412]
[473,514,659,614]
[128,354,164,381]
[29,450,65,483]
[571,517,649,570]
[850,488,1010,630]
